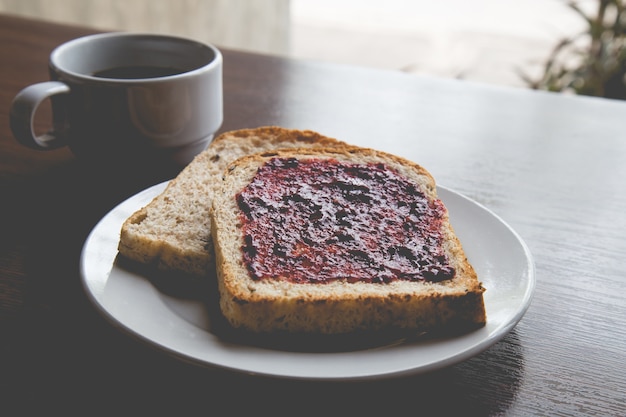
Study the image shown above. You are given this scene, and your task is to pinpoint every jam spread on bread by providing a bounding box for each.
[236,157,455,284]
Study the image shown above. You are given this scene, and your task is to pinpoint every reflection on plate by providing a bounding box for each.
[80,181,535,381]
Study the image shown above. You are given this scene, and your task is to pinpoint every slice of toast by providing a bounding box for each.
[118,127,348,277]
[211,147,486,335]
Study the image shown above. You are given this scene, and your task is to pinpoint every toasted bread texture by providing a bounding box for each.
[211,147,486,335]
[118,127,348,277]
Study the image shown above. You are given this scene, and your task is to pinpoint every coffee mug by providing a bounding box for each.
[10,32,223,167]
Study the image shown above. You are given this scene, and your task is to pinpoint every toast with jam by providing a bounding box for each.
[118,127,348,277]
[211,147,486,334]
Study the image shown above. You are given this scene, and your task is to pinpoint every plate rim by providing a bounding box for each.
[80,181,535,381]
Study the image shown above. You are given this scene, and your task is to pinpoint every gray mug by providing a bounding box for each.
[10,32,223,167]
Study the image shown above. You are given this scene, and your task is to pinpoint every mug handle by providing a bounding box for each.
[9,81,70,150]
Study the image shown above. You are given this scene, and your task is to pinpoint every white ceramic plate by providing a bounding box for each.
[81,181,535,381]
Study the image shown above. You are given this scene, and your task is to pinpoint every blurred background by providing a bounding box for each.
[1,0,623,99]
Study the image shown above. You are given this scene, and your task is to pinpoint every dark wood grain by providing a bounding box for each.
[1,13,625,416]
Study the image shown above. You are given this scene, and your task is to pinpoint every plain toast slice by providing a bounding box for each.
[211,147,486,334]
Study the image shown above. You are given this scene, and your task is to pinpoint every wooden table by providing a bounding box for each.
[1,14,625,416]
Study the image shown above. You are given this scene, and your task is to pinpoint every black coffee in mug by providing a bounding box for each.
[10,33,223,168]
[93,65,185,79]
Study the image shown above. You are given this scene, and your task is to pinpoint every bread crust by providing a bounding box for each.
[211,147,486,334]
[117,127,348,277]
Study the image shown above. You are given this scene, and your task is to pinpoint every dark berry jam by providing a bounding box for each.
[236,157,455,284]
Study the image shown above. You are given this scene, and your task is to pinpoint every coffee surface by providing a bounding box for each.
[92,65,184,79]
